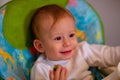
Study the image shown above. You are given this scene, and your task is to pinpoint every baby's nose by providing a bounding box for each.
[63,37,71,47]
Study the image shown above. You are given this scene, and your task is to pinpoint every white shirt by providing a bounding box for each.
[31,42,120,80]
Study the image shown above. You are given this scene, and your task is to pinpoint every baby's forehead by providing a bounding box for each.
[39,15,75,35]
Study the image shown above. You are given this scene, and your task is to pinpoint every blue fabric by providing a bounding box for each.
[89,67,104,80]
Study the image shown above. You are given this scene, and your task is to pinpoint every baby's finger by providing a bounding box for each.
[54,66,62,80]
[64,67,68,79]
[49,70,54,80]
[60,67,68,80]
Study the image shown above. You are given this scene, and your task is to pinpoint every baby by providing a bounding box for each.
[30,4,120,80]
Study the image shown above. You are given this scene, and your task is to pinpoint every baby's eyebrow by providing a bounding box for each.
[68,30,76,33]
[50,29,76,36]
[49,32,61,38]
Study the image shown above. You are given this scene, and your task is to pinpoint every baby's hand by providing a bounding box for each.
[49,65,68,80]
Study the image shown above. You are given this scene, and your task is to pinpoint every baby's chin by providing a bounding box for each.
[63,51,77,60]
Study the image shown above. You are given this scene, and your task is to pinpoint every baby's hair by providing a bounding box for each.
[31,4,75,39]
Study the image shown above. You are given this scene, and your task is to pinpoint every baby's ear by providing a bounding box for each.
[33,39,44,53]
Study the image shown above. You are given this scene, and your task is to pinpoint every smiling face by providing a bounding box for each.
[35,16,78,60]
[32,4,78,61]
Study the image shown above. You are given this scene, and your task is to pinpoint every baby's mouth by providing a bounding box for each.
[60,50,72,54]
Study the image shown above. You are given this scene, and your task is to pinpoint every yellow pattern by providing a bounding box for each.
[0,48,15,71]
[19,50,25,62]
[8,77,16,80]
[96,30,101,40]
[2,9,6,15]
[76,29,86,41]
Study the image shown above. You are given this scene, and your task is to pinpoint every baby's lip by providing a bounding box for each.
[60,50,72,54]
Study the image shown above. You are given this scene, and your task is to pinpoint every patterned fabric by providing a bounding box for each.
[0,0,104,80]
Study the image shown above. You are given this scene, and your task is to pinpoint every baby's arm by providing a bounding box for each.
[49,65,68,80]
[82,42,120,67]
[102,62,120,80]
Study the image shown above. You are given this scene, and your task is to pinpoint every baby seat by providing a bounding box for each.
[0,0,105,80]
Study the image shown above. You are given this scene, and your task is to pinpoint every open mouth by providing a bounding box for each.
[60,50,72,55]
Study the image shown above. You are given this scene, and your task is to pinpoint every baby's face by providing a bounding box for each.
[41,16,78,60]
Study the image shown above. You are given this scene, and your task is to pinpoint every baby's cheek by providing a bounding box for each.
[74,41,79,48]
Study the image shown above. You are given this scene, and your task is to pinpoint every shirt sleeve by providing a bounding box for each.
[80,41,120,68]
[102,62,120,80]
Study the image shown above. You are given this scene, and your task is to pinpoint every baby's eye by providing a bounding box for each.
[69,33,75,38]
[54,36,62,41]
